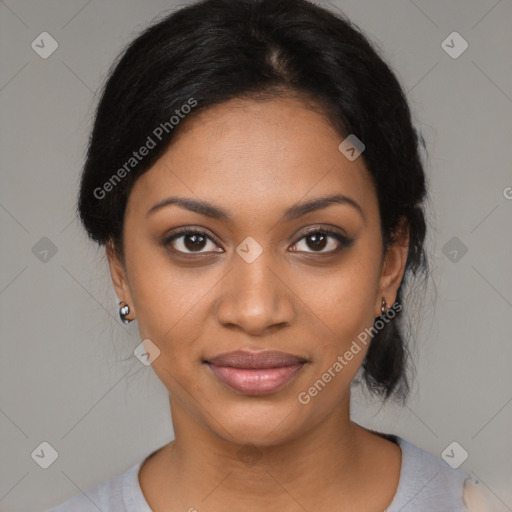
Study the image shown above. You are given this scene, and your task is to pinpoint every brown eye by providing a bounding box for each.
[164,229,222,254]
[291,229,352,254]
[305,232,328,251]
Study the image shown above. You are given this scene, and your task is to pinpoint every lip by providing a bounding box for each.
[204,350,308,395]
[206,350,307,368]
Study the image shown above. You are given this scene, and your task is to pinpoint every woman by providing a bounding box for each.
[47,0,493,510]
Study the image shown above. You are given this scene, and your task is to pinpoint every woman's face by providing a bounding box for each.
[108,96,408,446]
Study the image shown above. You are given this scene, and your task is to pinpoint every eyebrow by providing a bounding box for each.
[146,193,364,222]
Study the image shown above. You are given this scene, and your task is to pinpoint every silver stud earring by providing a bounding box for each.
[381,298,387,315]
[119,302,132,324]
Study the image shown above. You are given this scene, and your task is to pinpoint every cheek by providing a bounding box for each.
[124,242,209,371]
[293,252,381,408]
[300,246,381,353]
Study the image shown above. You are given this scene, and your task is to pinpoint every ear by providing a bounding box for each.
[375,217,409,316]
[106,239,136,318]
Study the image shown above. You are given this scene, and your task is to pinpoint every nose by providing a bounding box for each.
[214,249,296,336]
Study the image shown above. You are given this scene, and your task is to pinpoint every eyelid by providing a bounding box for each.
[298,224,347,239]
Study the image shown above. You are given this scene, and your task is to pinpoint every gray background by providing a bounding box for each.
[0,1,511,511]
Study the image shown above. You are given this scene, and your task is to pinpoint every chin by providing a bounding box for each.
[209,400,307,447]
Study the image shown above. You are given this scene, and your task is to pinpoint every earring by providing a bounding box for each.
[119,301,133,324]
[381,298,387,315]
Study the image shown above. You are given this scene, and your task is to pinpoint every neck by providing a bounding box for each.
[155,393,372,511]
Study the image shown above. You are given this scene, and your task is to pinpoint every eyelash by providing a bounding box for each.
[163,227,353,256]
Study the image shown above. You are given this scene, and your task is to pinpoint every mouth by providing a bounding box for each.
[203,350,308,396]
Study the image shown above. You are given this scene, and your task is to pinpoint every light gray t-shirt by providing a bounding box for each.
[45,436,488,511]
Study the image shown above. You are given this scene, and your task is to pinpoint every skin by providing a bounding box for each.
[107,95,409,512]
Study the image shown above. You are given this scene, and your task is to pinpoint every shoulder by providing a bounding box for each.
[386,436,486,512]
[44,461,150,512]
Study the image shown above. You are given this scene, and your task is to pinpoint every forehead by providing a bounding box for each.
[127,96,378,222]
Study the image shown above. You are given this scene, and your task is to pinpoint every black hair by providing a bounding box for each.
[78,0,429,403]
